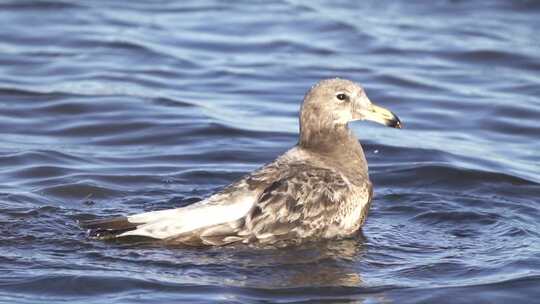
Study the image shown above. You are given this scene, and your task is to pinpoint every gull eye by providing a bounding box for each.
[336,93,347,101]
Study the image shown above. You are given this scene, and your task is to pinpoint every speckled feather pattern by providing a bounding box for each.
[136,144,373,246]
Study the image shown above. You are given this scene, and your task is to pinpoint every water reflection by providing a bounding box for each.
[113,234,368,288]
[214,235,367,288]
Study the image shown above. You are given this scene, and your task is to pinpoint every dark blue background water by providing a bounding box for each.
[1,1,539,303]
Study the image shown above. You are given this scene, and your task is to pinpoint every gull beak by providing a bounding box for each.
[363,103,403,129]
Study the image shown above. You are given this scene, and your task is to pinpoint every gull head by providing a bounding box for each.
[300,78,402,130]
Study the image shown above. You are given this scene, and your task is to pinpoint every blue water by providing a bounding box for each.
[1,1,539,303]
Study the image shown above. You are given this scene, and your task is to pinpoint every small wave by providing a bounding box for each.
[412,210,500,226]
[0,273,402,301]
[376,164,539,188]
[0,1,84,11]
[0,87,73,99]
[38,182,125,200]
[445,49,540,70]
[0,150,90,167]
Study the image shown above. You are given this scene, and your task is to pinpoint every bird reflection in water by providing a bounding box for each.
[225,233,368,288]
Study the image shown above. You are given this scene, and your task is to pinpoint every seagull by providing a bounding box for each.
[80,78,402,246]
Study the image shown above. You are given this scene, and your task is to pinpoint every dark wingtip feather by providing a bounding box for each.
[79,216,133,229]
[79,216,138,239]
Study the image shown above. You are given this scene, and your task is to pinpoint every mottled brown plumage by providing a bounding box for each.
[80,78,402,246]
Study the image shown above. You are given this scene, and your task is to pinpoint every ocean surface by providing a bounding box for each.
[1,1,539,303]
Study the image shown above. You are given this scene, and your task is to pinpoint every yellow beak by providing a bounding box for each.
[363,104,402,129]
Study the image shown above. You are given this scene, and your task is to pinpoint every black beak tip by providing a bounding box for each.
[388,114,403,129]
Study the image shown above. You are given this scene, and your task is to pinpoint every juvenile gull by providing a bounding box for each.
[81,78,402,246]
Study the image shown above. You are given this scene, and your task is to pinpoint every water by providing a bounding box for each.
[1,1,539,303]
